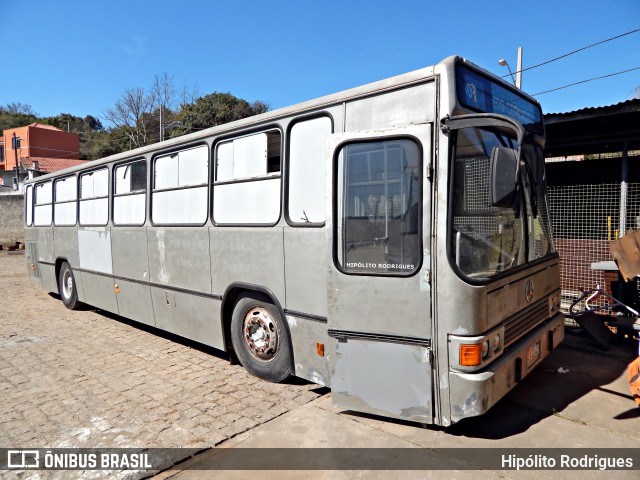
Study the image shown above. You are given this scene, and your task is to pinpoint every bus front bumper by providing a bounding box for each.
[448,312,565,424]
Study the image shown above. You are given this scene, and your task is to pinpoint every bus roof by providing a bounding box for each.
[24,56,538,184]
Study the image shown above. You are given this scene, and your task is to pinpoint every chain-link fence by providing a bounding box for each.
[546,152,640,319]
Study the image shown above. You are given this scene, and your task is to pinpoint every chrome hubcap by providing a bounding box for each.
[62,270,73,299]
[243,307,278,361]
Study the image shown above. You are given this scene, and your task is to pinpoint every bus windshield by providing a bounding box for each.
[450,127,553,280]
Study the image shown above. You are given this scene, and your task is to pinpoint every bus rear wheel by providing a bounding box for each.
[58,262,81,310]
[230,294,292,382]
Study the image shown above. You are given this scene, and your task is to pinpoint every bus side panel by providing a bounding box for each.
[25,228,42,288]
[36,227,57,293]
[150,288,224,349]
[285,313,331,386]
[54,227,79,267]
[344,82,436,132]
[147,227,222,347]
[209,227,286,305]
[111,227,155,327]
[283,228,331,384]
[147,227,212,293]
[77,227,118,312]
[283,228,327,317]
[331,340,432,423]
[78,272,119,313]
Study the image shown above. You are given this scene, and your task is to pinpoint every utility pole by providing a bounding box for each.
[12,132,20,190]
[516,47,523,89]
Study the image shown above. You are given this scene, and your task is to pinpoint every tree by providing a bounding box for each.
[83,115,103,132]
[151,73,178,142]
[171,92,270,138]
[0,102,39,135]
[0,111,38,136]
[102,73,196,147]
[103,87,158,149]
[42,113,82,132]
[87,128,129,159]
[1,74,270,159]
[1,102,37,116]
[179,80,200,109]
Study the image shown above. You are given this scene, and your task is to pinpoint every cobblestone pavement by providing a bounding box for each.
[0,253,324,478]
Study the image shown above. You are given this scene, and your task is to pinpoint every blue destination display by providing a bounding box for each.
[456,64,543,135]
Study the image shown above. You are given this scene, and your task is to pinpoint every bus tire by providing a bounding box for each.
[230,293,292,382]
[58,262,81,310]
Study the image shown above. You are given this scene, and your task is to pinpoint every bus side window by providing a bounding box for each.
[288,117,332,225]
[216,132,280,182]
[79,168,109,226]
[25,184,33,226]
[54,175,77,226]
[213,131,282,225]
[152,145,208,225]
[114,159,146,226]
[34,181,53,226]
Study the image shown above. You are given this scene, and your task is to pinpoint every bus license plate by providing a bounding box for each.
[526,339,542,370]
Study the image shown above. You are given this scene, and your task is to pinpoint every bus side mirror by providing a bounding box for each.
[490,146,518,208]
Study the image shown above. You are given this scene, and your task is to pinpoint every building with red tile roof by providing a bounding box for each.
[0,123,82,189]
[1,123,79,170]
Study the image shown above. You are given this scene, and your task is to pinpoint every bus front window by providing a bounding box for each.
[521,141,554,261]
[450,127,526,279]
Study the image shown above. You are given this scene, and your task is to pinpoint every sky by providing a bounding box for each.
[1,0,639,123]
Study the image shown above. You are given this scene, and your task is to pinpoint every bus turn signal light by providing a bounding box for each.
[460,344,482,366]
[316,342,325,357]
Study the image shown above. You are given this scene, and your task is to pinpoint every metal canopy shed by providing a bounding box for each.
[544,98,640,313]
[545,98,640,157]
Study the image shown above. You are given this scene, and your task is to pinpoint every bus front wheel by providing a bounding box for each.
[230,294,292,382]
[58,262,81,310]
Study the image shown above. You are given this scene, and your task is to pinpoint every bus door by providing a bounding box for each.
[325,124,434,423]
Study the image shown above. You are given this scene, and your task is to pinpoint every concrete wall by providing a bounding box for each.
[0,194,24,245]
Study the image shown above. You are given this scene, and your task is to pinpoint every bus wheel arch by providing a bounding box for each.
[222,284,293,382]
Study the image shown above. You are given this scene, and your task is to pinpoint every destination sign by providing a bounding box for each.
[456,64,543,135]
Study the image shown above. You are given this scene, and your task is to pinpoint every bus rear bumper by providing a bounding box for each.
[448,312,564,424]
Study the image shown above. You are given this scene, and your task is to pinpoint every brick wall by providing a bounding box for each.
[0,194,24,245]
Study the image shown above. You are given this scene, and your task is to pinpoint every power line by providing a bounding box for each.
[532,66,640,96]
[502,27,640,78]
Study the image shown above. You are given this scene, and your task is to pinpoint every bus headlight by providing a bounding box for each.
[481,339,490,358]
[491,333,501,353]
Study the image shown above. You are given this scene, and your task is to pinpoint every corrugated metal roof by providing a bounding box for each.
[545,98,640,121]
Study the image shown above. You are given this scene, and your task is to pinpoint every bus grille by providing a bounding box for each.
[504,298,549,347]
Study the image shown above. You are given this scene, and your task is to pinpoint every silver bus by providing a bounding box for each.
[24,56,563,426]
